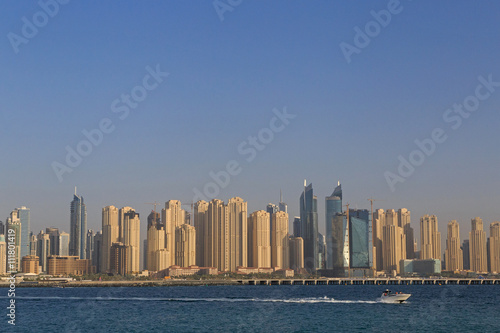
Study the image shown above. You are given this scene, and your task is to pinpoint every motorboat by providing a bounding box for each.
[380,289,411,303]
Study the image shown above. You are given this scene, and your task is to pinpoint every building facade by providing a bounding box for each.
[445,220,463,271]
[300,182,318,271]
[469,217,487,273]
[70,190,87,259]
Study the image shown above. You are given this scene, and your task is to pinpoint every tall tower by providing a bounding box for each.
[248,210,271,268]
[325,181,342,270]
[382,224,406,273]
[271,211,289,269]
[162,200,187,266]
[278,190,288,214]
[227,197,248,271]
[289,236,304,272]
[121,207,140,273]
[469,217,487,273]
[70,189,87,259]
[445,220,463,271]
[101,205,119,273]
[373,209,385,271]
[194,201,208,267]
[175,224,196,267]
[266,203,279,244]
[420,215,441,260]
[205,199,226,271]
[300,181,318,271]
[0,235,6,275]
[398,208,414,259]
[489,222,500,273]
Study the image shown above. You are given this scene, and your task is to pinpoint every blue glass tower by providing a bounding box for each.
[70,188,87,259]
[325,182,344,270]
[349,209,373,269]
[300,181,318,271]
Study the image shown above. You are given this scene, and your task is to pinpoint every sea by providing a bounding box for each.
[1,285,499,332]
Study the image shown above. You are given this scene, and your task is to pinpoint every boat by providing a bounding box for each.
[380,289,411,303]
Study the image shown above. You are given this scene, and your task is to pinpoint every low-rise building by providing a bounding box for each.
[46,256,91,276]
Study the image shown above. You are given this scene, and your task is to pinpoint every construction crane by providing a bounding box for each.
[144,201,160,215]
[181,202,195,225]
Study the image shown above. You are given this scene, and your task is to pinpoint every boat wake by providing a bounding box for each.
[1,295,379,304]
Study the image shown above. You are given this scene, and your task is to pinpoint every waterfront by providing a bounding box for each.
[1,285,499,332]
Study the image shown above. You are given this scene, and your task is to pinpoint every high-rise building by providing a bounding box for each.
[101,205,119,273]
[59,232,70,256]
[204,199,226,270]
[382,224,406,274]
[227,197,248,271]
[162,200,186,266]
[300,181,318,271]
[445,220,463,271]
[109,242,130,275]
[469,217,487,273]
[143,239,148,271]
[293,217,301,237]
[6,217,21,272]
[147,210,169,271]
[93,231,102,273]
[420,215,441,260]
[121,207,140,273]
[175,224,196,267]
[373,209,385,271]
[86,230,94,263]
[462,239,470,270]
[0,235,6,274]
[70,189,87,259]
[398,208,414,259]
[194,201,208,267]
[29,233,37,256]
[248,210,271,268]
[46,228,59,256]
[7,207,30,262]
[349,209,372,269]
[278,191,288,214]
[36,231,50,272]
[489,222,500,273]
[326,181,342,270]
[0,221,4,235]
[289,236,304,272]
[271,211,289,269]
[266,203,279,244]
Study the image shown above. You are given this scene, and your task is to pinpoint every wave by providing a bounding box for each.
[0,295,379,304]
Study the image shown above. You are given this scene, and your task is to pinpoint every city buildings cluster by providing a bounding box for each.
[1,182,499,278]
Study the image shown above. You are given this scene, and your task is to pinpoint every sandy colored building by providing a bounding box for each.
[489,222,500,273]
[470,217,488,273]
[46,255,91,276]
[271,211,289,269]
[289,236,304,272]
[445,220,463,271]
[420,215,441,260]
[22,255,39,274]
[175,224,196,267]
[101,205,119,273]
[382,224,406,274]
[121,207,140,273]
[248,210,271,268]
[194,200,208,267]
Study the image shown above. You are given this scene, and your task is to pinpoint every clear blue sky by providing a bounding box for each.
[1,0,499,247]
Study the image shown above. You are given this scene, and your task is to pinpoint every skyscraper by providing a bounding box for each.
[36,231,50,272]
[205,199,226,270]
[227,197,248,271]
[162,200,187,266]
[325,181,342,270]
[175,224,196,267]
[349,209,373,269]
[86,229,94,263]
[398,208,414,259]
[420,215,441,260]
[0,235,6,275]
[7,207,30,261]
[93,231,102,273]
[266,203,279,244]
[6,217,21,272]
[101,205,119,273]
[289,236,304,272]
[382,224,406,274]
[194,200,208,267]
[248,210,271,268]
[445,220,463,271]
[147,210,169,271]
[293,217,301,237]
[300,181,318,271]
[462,239,470,270]
[489,222,500,273]
[278,191,288,214]
[271,211,289,269]
[70,189,87,259]
[469,217,487,273]
[121,207,140,273]
[59,231,70,256]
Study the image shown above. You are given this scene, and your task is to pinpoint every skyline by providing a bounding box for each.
[1,1,499,248]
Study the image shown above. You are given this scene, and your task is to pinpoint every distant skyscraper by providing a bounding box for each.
[36,231,50,272]
[462,239,470,270]
[162,200,186,266]
[147,210,168,271]
[266,203,279,244]
[0,235,6,274]
[382,224,406,274]
[70,189,87,259]
[6,217,21,272]
[489,222,500,273]
[194,201,208,267]
[300,181,318,271]
[349,209,373,269]
[101,205,119,273]
[398,208,414,259]
[271,211,289,269]
[373,209,385,271]
[326,181,342,270]
[318,233,326,270]
[293,217,301,237]
[175,224,196,267]
[121,207,140,273]
[278,191,288,214]
[420,215,441,260]
[59,231,70,256]
[248,210,271,268]
[289,236,304,272]
[0,221,4,235]
[7,207,30,261]
[469,217,487,273]
[93,231,102,273]
[445,220,463,271]
[205,199,226,271]
[227,197,248,271]
[86,230,94,263]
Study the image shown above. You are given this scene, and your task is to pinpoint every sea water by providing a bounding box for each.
[1,285,499,332]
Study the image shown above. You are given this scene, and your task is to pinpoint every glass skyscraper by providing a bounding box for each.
[349,209,373,269]
[70,188,87,259]
[326,182,344,270]
[300,182,318,271]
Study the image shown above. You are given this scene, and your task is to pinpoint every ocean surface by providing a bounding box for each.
[1,284,499,332]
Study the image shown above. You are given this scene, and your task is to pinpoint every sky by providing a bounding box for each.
[1,0,499,249]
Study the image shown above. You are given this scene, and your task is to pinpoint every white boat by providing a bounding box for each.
[380,289,411,303]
